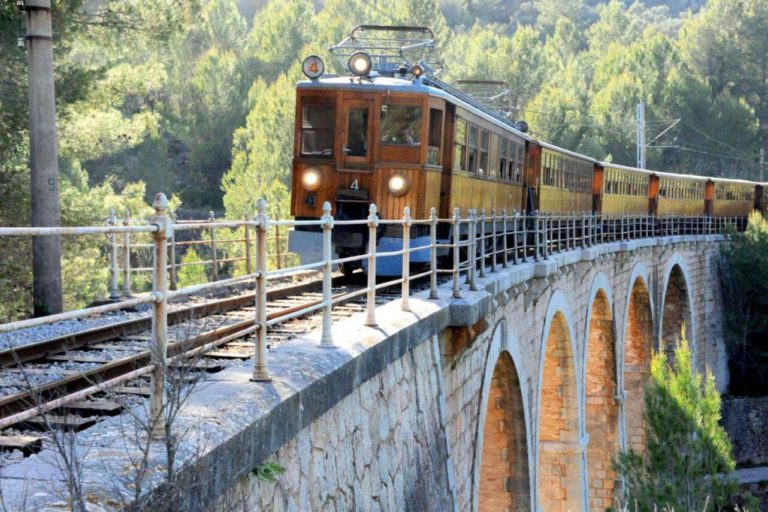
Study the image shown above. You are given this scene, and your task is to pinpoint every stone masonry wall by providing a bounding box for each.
[211,335,455,512]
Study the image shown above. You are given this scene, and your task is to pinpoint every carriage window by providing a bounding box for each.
[301,103,334,157]
[479,129,489,174]
[515,144,523,182]
[468,124,479,173]
[499,138,508,179]
[428,108,443,165]
[345,107,368,157]
[380,105,422,145]
[454,118,467,170]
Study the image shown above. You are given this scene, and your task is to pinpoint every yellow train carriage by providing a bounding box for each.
[449,108,526,214]
[601,164,651,214]
[712,178,756,217]
[656,172,707,216]
[537,145,593,213]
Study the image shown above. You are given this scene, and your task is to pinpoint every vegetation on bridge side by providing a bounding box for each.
[719,212,768,396]
[614,335,757,511]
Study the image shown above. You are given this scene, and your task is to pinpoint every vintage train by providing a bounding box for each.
[288,26,765,274]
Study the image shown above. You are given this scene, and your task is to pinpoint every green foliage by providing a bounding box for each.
[251,460,286,483]
[719,212,768,395]
[177,248,208,288]
[615,335,754,511]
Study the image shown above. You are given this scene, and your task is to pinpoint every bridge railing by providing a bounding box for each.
[0,192,745,435]
[107,209,291,299]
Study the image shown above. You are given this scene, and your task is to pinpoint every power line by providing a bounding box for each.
[680,121,755,157]
[648,144,755,163]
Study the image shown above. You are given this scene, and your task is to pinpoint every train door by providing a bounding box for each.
[592,164,604,213]
[705,180,715,215]
[649,174,659,216]
[525,142,542,214]
[440,103,456,220]
[340,98,374,170]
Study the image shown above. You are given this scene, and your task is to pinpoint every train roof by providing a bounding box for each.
[539,141,598,164]
[298,76,531,141]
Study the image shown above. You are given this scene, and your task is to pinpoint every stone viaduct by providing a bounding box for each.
[3,234,728,511]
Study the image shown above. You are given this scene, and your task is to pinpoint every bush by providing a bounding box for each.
[614,331,757,511]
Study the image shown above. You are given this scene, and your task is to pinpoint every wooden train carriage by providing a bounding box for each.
[290,80,445,223]
[600,164,652,214]
[711,178,757,217]
[656,172,707,216]
[449,106,526,215]
[534,143,594,214]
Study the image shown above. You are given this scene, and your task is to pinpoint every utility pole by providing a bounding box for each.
[22,0,63,316]
[760,147,765,183]
[636,102,646,169]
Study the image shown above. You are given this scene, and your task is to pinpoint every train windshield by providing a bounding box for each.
[380,106,422,145]
[301,103,334,156]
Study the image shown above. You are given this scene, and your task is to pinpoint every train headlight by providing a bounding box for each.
[387,174,409,196]
[410,64,424,77]
[348,51,372,77]
[302,167,322,191]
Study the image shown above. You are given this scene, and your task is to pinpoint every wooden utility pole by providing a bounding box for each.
[23,0,63,315]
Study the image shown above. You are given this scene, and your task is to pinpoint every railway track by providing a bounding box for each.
[0,271,445,456]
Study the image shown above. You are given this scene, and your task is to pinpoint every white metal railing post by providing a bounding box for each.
[107,208,120,300]
[208,211,218,282]
[517,211,524,263]
[365,204,379,327]
[429,207,438,299]
[251,199,271,382]
[122,209,132,297]
[149,193,170,439]
[501,209,508,268]
[490,209,497,273]
[543,215,549,260]
[534,212,541,262]
[452,207,462,299]
[479,209,486,278]
[401,206,411,312]
[572,212,577,248]
[320,202,335,347]
[469,209,478,291]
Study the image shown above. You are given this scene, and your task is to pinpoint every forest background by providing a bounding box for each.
[1,0,766,318]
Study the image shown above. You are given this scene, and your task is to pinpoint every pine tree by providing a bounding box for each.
[614,331,756,511]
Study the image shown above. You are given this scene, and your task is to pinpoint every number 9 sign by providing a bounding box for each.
[302,55,324,80]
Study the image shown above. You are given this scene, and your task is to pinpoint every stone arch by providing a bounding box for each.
[621,266,655,454]
[659,255,695,362]
[582,275,619,511]
[472,319,532,512]
[536,291,585,512]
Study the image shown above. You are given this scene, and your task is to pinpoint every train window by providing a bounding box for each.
[479,129,489,174]
[301,103,334,157]
[380,105,422,145]
[515,144,523,182]
[499,138,508,179]
[345,107,368,157]
[468,124,479,173]
[427,109,443,166]
[454,118,467,171]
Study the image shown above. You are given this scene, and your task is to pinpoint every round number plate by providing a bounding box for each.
[302,55,324,79]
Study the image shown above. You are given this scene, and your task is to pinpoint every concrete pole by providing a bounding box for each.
[636,102,646,170]
[24,0,62,316]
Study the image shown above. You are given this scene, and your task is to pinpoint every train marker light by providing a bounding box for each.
[348,51,372,77]
[410,64,424,78]
[302,167,322,191]
[302,55,324,80]
[387,174,409,196]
